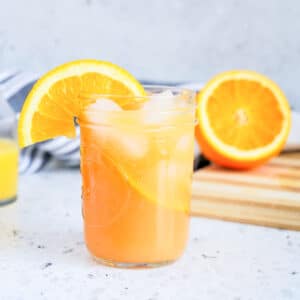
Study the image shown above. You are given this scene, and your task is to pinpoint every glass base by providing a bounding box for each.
[93,256,176,269]
[0,196,17,206]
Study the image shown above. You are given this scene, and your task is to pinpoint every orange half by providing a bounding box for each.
[195,70,291,169]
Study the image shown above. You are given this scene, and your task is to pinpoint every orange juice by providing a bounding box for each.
[0,138,18,203]
[80,90,195,267]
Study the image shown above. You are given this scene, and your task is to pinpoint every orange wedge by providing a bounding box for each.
[18,59,145,148]
[195,70,291,169]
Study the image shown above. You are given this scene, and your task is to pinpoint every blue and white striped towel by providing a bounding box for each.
[1,70,299,174]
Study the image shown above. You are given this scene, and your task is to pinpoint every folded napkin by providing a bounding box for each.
[1,71,299,174]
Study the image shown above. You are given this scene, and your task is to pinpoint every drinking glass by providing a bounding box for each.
[79,86,195,267]
[0,94,18,206]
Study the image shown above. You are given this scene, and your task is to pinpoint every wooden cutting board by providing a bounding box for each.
[191,152,300,230]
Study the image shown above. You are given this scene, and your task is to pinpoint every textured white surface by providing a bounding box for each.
[0,170,299,300]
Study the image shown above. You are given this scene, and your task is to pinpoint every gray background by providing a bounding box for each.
[0,0,299,109]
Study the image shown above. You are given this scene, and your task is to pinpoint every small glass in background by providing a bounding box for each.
[0,93,19,206]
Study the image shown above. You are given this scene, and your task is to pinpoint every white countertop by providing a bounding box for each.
[1,170,299,300]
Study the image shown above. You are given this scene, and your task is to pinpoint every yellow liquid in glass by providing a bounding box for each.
[0,138,18,201]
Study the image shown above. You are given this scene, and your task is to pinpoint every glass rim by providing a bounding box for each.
[78,85,196,126]
[79,84,196,101]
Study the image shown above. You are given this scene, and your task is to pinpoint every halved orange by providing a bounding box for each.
[18,59,145,148]
[195,70,291,169]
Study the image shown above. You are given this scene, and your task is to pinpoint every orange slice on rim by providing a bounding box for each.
[18,59,145,148]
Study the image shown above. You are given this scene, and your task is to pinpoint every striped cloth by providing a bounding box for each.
[0,70,203,174]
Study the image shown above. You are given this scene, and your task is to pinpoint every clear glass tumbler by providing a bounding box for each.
[79,86,195,267]
[0,95,18,206]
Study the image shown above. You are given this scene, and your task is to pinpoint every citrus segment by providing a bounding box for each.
[18,60,145,147]
[196,70,291,169]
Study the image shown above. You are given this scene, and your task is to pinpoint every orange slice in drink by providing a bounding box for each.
[195,70,291,169]
[18,59,145,148]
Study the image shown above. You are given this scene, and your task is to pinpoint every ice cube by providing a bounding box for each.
[141,110,165,125]
[118,132,148,159]
[95,123,148,159]
[85,98,122,112]
[142,90,175,111]
[83,98,122,124]
[141,90,179,125]
[82,99,149,159]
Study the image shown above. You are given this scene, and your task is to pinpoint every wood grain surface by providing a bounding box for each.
[191,152,300,230]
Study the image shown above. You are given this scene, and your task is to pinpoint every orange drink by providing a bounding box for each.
[0,108,18,205]
[0,139,18,204]
[79,87,195,267]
